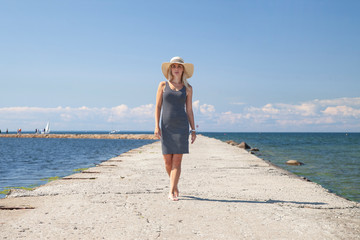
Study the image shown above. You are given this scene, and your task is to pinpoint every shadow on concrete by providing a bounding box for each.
[181,195,327,205]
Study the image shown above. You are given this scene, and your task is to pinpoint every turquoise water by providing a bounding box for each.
[202,132,360,202]
[0,133,156,198]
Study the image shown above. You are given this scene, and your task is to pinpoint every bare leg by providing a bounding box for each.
[163,154,176,200]
[163,154,183,200]
[170,154,183,199]
[163,154,173,177]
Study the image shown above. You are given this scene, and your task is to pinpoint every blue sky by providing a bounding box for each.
[0,0,359,132]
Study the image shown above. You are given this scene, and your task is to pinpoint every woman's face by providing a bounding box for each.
[171,63,184,78]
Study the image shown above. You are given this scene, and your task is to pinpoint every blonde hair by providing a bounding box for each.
[167,65,190,89]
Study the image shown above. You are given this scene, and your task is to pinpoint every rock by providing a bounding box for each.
[250,148,259,151]
[238,142,251,149]
[226,140,238,146]
[286,160,304,166]
[7,188,33,198]
[301,176,311,182]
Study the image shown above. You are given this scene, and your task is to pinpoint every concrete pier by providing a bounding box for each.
[1,135,359,239]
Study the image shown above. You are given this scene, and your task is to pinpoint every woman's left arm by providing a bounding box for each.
[186,86,196,144]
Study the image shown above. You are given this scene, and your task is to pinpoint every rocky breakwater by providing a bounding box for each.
[0,133,158,140]
[226,140,257,152]
[225,140,305,167]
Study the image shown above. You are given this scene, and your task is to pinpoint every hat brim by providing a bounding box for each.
[161,62,194,79]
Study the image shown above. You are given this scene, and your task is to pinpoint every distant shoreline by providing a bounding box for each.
[0,133,158,140]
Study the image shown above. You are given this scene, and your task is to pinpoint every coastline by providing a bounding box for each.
[1,135,359,239]
[0,133,157,140]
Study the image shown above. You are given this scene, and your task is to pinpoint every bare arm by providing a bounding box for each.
[186,85,196,144]
[154,81,165,139]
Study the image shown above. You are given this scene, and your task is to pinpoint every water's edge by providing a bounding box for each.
[202,132,360,203]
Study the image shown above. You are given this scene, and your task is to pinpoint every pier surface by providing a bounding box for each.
[1,135,359,239]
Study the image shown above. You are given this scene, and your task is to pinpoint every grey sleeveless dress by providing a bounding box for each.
[161,81,189,154]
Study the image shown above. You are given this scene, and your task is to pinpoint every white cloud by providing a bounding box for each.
[193,100,215,115]
[1,97,359,132]
[322,105,360,117]
[247,102,317,117]
[110,104,129,121]
[208,97,360,131]
[200,104,215,115]
[193,100,200,111]
[131,104,154,116]
[129,104,155,123]
[262,104,280,114]
[218,111,243,124]
[0,104,155,131]
[315,97,360,107]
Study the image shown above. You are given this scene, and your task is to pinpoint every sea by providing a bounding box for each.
[0,131,359,202]
[0,131,156,198]
[202,132,360,202]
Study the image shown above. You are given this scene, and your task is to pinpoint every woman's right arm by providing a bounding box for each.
[154,81,165,139]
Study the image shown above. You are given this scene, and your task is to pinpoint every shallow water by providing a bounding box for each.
[202,132,360,202]
[0,136,156,198]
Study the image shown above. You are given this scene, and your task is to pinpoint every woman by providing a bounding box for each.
[154,56,196,201]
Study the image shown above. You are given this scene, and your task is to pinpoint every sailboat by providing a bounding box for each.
[41,122,50,134]
[109,112,119,134]
[109,130,119,134]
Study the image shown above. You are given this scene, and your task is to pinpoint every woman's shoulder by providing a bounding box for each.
[157,81,167,92]
[187,83,193,91]
[186,84,193,95]
[158,81,167,87]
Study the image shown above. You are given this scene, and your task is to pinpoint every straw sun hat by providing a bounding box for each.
[161,56,194,79]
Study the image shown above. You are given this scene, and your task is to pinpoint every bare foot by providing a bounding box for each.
[168,193,179,201]
[174,187,179,198]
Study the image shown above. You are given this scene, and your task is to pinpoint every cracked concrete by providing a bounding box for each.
[0,135,359,239]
